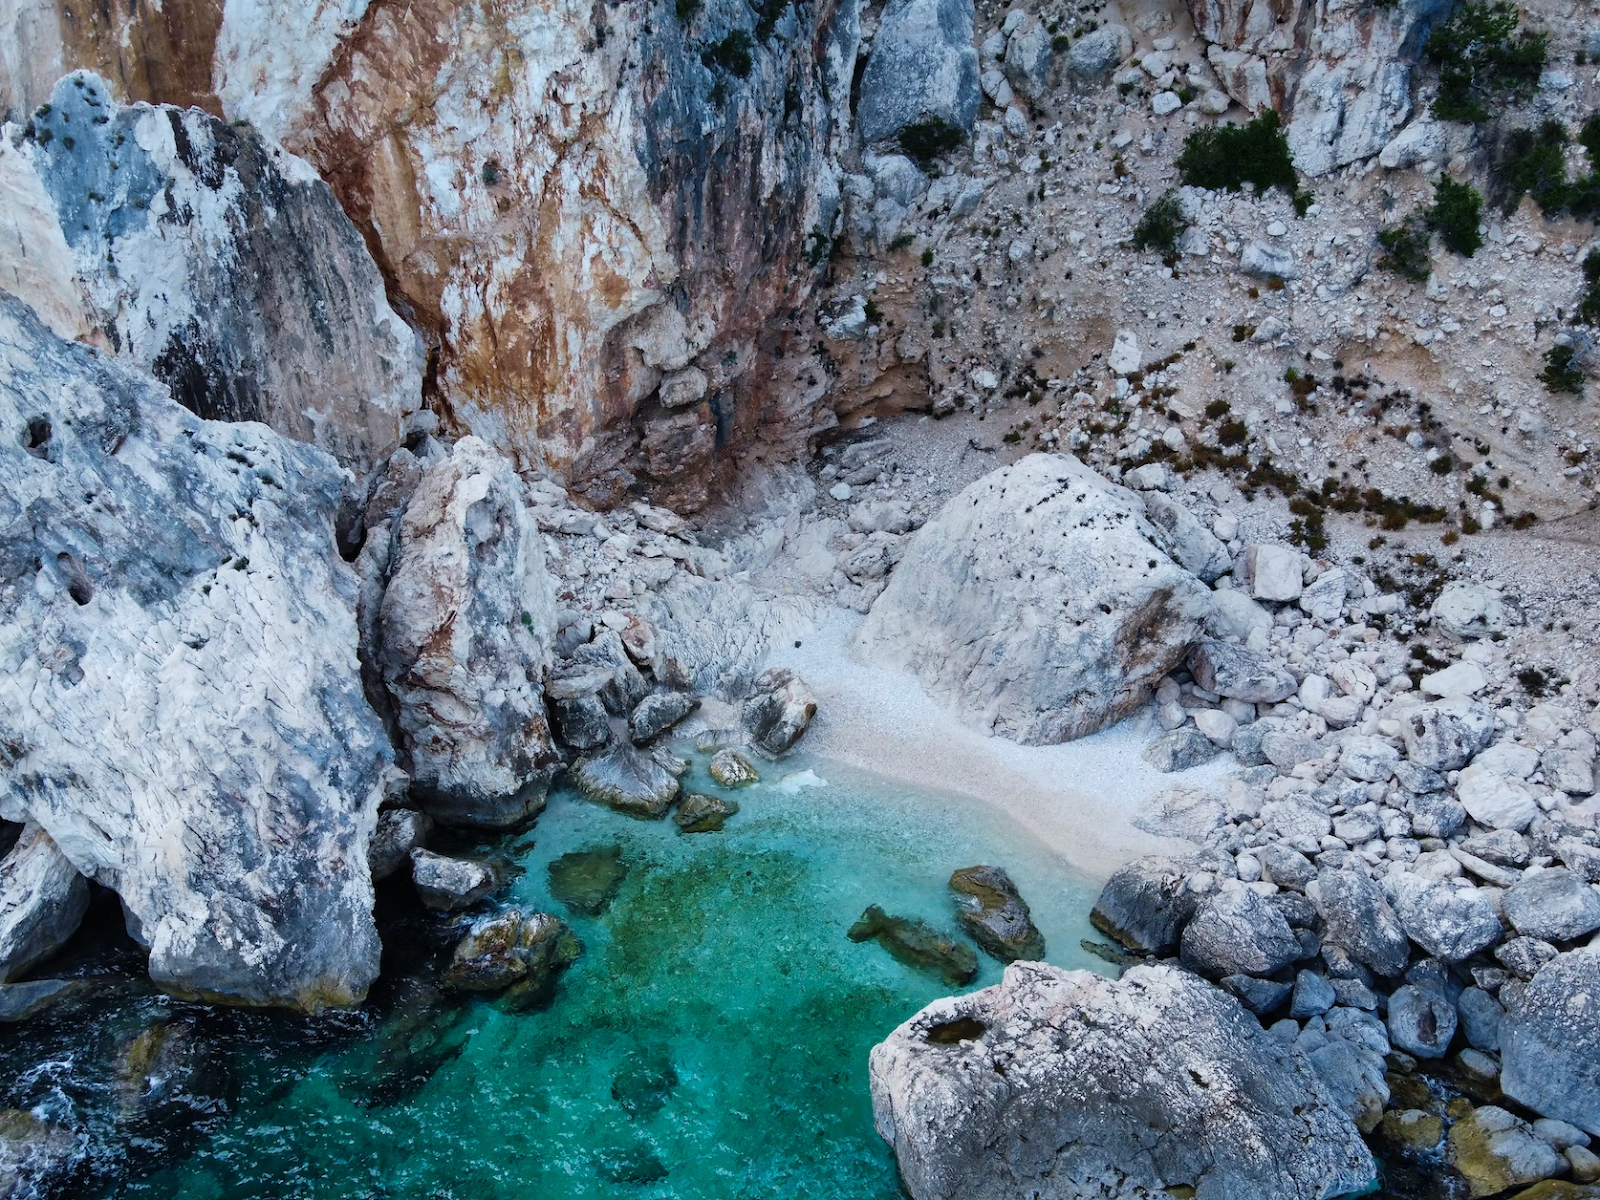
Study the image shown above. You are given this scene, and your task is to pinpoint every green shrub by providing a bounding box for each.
[703,30,754,77]
[1175,109,1298,199]
[676,0,700,21]
[1426,1,1547,123]
[1377,224,1432,282]
[754,0,787,40]
[920,247,934,267]
[1540,343,1584,393]
[1426,179,1484,256]
[1131,190,1189,255]
[1580,248,1600,324]
[887,232,915,251]
[1051,34,1070,51]
[897,117,965,168]
[1491,120,1570,214]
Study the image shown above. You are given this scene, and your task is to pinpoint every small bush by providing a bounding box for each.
[676,0,700,20]
[702,30,754,77]
[1427,1,1547,123]
[863,298,883,324]
[1051,34,1070,51]
[1580,248,1600,324]
[1540,343,1584,393]
[1377,224,1432,282]
[920,248,934,267]
[1426,179,1484,256]
[1132,190,1189,255]
[1491,120,1571,214]
[754,0,787,40]
[1176,108,1298,198]
[887,232,915,251]
[898,117,966,168]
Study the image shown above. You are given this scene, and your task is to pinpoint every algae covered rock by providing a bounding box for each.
[1448,1105,1565,1198]
[444,910,580,1004]
[674,794,740,833]
[848,905,978,986]
[547,846,629,916]
[949,866,1045,963]
[572,746,682,819]
[708,749,761,788]
[869,961,1376,1200]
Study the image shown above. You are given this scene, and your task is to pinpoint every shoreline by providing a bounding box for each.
[754,607,1231,881]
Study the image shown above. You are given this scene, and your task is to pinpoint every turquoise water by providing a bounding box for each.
[46,753,1103,1199]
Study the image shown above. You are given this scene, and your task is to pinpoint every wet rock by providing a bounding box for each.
[0,824,90,983]
[1504,870,1600,942]
[741,668,818,758]
[547,845,629,916]
[869,961,1376,1200]
[857,455,1212,745]
[949,866,1045,963]
[369,810,433,883]
[1310,869,1410,978]
[856,0,980,144]
[674,794,740,833]
[1386,871,1502,962]
[708,749,760,788]
[1142,727,1223,772]
[848,905,978,986]
[1187,640,1298,704]
[444,909,580,1004]
[1388,984,1458,1059]
[1403,700,1496,771]
[1449,1105,1566,1198]
[1502,952,1600,1135]
[1383,1107,1444,1153]
[630,691,700,745]
[0,978,88,1022]
[572,746,682,819]
[0,293,390,1010]
[0,1108,80,1198]
[9,74,421,471]
[1180,888,1301,979]
[409,850,500,912]
[378,437,559,830]
[1090,853,1221,954]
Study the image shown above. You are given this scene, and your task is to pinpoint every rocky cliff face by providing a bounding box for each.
[1187,0,1452,176]
[3,0,859,508]
[0,290,391,1011]
[3,73,423,471]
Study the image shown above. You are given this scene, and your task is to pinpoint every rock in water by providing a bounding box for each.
[408,850,500,912]
[547,845,629,915]
[0,292,390,1011]
[856,0,981,144]
[848,905,979,986]
[741,668,818,758]
[856,455,1213,745]
[708,749,760,788]
[0,1107,80,1198]
[674,794,740,833]
[368,810,433,883]
[378,437,560,830]
[1501,951,1600,1136]
[949,866,1045,962]
[1447,1105,1567,1198]
[571,746,682,819]
[444,910,580,1005]
[0,824,89,983]
[869,961,1376,1200]
[7,73,421,471]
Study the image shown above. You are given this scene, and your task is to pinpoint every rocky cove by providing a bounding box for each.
[3,0,1600,1196]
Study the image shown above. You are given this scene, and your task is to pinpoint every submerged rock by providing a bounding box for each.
[674,794,740,833]
[611,1052,679,1118]
[708,748,761,788]
[741,668,818,758]
[0,293,390,1010]
[378,437,560,830]
[444,909,580,1005]
[869,961,1376,1200]
[848,905,978,986]
[0,824,89,983]
[0,1107,80,1198]
[572,746,682,819]
[948,866,1045,963]
[0,978,89,1023]
[409,850,501,912]
[547,846,629,916]
[856,455,1213,745]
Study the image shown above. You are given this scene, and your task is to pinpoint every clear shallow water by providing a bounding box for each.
[22,752,1103,1200]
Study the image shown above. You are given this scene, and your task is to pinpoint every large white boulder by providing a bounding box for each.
[0,291,391,1010]
[856,454,1213,744]
[869,961,1377,1199]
